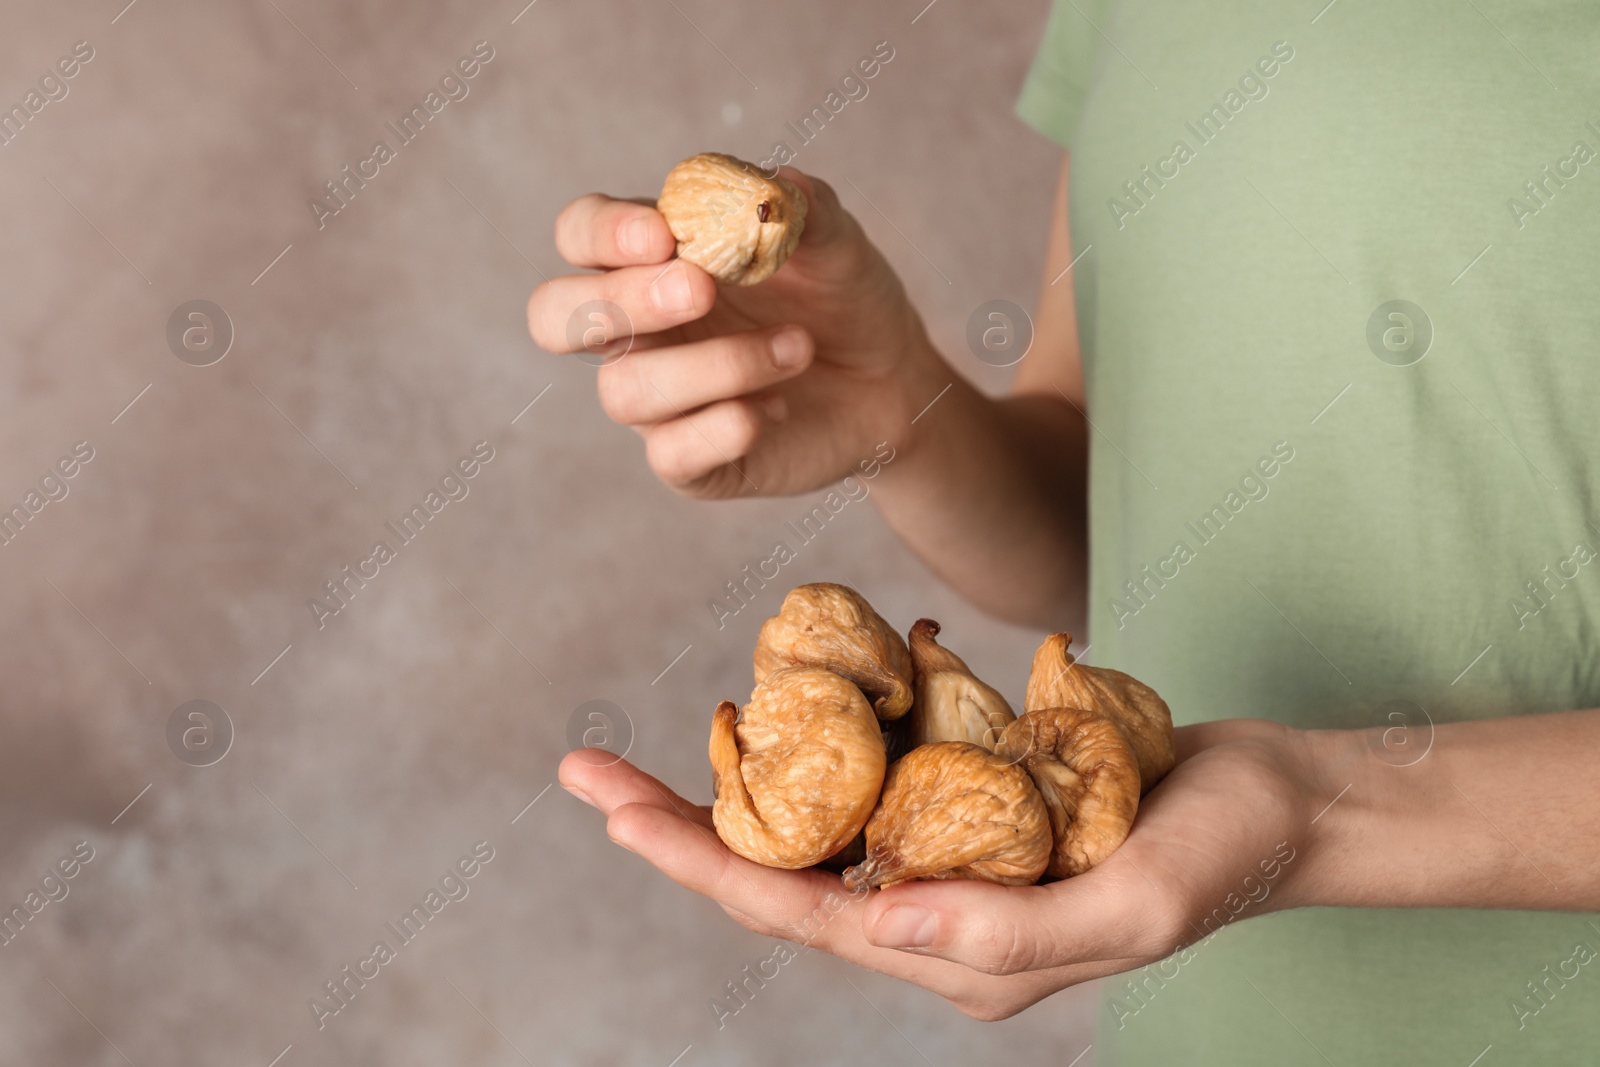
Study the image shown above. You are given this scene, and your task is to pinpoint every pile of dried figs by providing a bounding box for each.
[709,583,1176,889]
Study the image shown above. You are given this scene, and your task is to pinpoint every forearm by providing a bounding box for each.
[869,338,1089,630]
[1294,709,1600,912]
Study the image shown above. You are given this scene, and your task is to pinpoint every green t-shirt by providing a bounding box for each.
[1017,2,1600,1063]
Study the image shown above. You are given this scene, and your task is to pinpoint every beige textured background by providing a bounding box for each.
[0,0,1095,1063]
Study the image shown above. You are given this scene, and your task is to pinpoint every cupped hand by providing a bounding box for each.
[559,719,1331,1020]
[527,169,944,499]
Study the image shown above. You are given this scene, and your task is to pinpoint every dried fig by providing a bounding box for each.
[995,708,1142,878]
[907,619,1016,751]
[754,583,914,721]
[1025,632,1176,789]
[842,742,1050,890]
[710,667,885,869]
[657,152,808,286]
[816,830,867,875]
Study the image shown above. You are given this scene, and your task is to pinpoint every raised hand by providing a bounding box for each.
[527,169,948,498]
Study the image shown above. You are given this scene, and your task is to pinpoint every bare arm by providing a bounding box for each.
[870,153,1088,629]
[558,703,1600,1021]
[530,154,1087,629]
[1298,708,1600,912]
[547,152,1600,1022]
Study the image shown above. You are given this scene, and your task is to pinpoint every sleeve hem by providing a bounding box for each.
[1015,76,1086,149]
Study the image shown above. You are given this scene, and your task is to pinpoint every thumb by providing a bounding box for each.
[777,166,852,253]
[860,866,1163,977]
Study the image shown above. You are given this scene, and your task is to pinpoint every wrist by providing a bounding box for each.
[1275,725,1372,911]
[879,326,959,469]
[1281,721,1463,911]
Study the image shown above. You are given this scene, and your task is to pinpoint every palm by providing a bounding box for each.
[559,719,1315,1020]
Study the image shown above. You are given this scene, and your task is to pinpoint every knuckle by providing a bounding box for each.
[777,912,833,951]
[948,910,1045,978]
[644,408,758,497]
[602,802,643,845]
[655,261,714,316]
[980,924,1038,977]
[679,467,744,501]
[644,431,702,489]
[554,193,606,251]
[674,478,722,501]
[718,402,762,455]
[644,446,684,487]
[597,268,641,315]
[525,285,562,351]
[720,334,778,391]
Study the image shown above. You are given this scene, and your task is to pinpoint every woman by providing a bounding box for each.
[527,2,1600,1061]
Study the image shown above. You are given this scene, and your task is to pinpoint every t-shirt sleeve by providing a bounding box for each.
[1015,0,1111,148]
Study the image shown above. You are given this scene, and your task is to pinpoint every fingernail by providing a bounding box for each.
[770,328,807,369]
[760,394,788,423]
[871,905,937,949]
[651,268,695,313]
[620,216,651,258]
[563,784,596,808]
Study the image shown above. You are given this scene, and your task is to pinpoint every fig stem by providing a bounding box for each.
[909,617,969,676]
[841,860,875,892]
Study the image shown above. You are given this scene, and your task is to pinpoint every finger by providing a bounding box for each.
[607,801,922,965]
[859,857,1171,976]
[554,193,676,269]
[527,259,715,353]
[606,801,844,931]
[600,800,885,957]
[777,167,846,250]
[641,398,770,491]
[558,749,714,830]
[605,801,1075,1013]
[596,326,812,425]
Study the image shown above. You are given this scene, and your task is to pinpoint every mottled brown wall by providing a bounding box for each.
[0,0,1095,1063]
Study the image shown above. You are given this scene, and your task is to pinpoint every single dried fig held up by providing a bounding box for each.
[710,667,886,869]
[754,583,914,721]
[995,708,1142,878]
[907,619,1016,751]
[1026,632,1176,790]
[842,742,1050,891]
[657,152,808,286]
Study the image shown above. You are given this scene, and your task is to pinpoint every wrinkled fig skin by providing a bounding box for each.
[817,830,867,875]
[907,618,1017,751]
[710,668,886,870]
[842,742,1051,891]
[996,708,1142,878]
[657,152,808,286]
[1025,632,1176,790]
[754,583,915,721]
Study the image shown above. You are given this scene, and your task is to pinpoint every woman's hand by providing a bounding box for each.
[558,720,1333,1020]
[527,169,947,499]
[529,153,1095,628]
